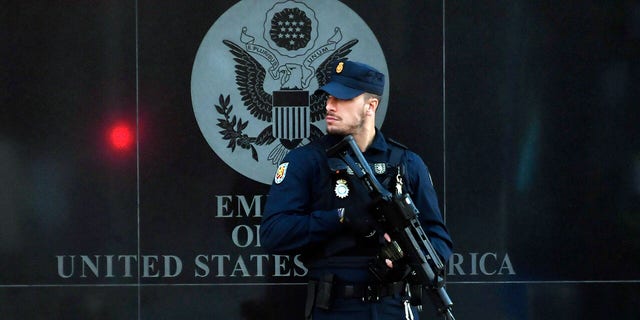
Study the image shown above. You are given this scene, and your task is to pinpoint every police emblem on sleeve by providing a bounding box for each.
[334,179,349,198]
[191,0,389,185]
[274,162,289,184]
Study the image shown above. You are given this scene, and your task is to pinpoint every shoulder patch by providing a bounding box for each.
[274,162,289,184]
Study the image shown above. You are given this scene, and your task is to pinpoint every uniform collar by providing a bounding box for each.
[366,129,388,154]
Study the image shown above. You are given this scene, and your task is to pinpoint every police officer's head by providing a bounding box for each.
[315,60,385,137]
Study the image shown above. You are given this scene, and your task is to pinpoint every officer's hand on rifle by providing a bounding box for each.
[383,233,394,268]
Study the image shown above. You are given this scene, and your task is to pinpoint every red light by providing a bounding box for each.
[109,123,134,151]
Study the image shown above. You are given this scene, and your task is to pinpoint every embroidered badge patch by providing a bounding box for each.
[274,162,289,184]
[335,179,349,198]
[374,163,386,174]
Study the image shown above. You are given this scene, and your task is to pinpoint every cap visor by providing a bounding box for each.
[315,82,364,100]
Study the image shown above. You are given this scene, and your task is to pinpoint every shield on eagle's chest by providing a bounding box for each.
[272,90,310,140]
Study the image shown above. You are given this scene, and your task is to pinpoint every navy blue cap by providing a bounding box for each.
[315,60,385,99]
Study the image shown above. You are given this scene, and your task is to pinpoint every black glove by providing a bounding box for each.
[370,238,412,281]
[369,254,412,283]
[342,201,378,238]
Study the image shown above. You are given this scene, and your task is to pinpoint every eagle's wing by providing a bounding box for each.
[309,39,359,122]
[223,40,273,122]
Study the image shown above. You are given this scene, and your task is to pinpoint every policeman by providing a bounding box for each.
[260,60,453,319]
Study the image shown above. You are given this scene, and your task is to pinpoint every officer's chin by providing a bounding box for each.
[326,126,347,136]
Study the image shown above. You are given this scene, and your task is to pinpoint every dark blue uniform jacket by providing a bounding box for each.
[260,131,453,284]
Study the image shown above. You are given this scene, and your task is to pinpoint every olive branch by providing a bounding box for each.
[215,94,276,161]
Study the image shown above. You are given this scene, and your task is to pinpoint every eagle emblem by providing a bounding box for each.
[192,0,389,185]
[218,35,357,164]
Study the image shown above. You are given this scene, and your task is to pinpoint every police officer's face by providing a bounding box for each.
[325,94,376,135]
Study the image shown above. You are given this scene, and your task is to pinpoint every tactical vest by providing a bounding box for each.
[304,137,409,267]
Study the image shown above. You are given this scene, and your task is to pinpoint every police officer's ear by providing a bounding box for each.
[365,95,379,115]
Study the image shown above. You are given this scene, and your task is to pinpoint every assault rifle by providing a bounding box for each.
[327,135,455,320]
